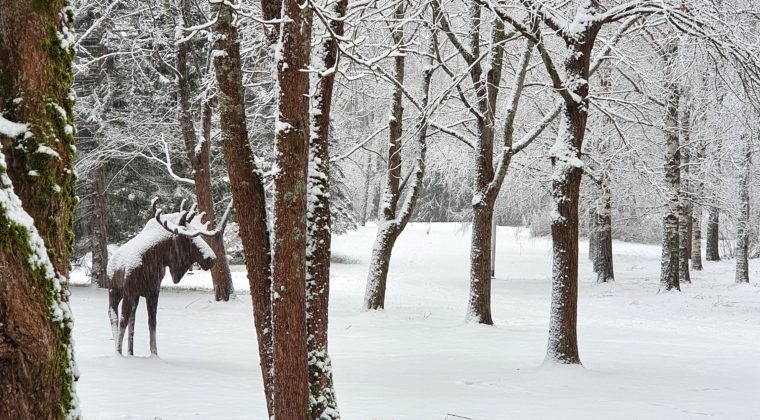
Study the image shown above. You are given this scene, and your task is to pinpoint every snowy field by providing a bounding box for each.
[70,223,760,420]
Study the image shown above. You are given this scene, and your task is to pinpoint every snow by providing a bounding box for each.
[36,144,62,159]
[71,223,760,419]
[0,115,27,138]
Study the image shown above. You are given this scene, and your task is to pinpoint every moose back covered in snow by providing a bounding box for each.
[105,198,230,356]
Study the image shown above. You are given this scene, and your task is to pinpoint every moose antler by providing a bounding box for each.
[152,197,233,238]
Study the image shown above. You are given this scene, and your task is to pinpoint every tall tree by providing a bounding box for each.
[363,0,408,311]
[0,0,80,417]
[660,36,682,292]
[431,0,548,324]
[735,132,751,284]
[177,0,234,301]
[212,2,274,414]
[306,0,348,416]
[270,0,313,416]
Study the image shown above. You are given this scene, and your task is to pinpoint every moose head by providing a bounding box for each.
[152,198,233,283]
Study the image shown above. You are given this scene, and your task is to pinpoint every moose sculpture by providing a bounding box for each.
[105,198,231,356]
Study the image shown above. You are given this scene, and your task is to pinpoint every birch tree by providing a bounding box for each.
[660,35,682,292]
[735,132,751,284]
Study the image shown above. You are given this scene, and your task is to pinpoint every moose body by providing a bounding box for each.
[106,208,217,356]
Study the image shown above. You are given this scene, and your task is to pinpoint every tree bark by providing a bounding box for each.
[660,37,681,292]
[271,0,312,416]
[588,205,598,262]
[212,4,274,415]
[593,172,614,283]
[544,22,600,363]
[0,0,80,417]
[735,134,750,284]
[178,0,234,301]
[677,98,691,284]
[306,0,348,417]
[705,207,720,261]
[91,162,109,287]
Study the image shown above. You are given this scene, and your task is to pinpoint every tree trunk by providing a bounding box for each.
[735,134,750,284]
[212,4,274,415]
[547,107,585,364]
[543,22,601,363]
[0,0,80,417]
[660,37,681,292]
[177,2,234,300]
[588,205,598,262]
[691,139,705,270]
[305,0,348,417]
[462,9,506,326]
[677,98,691,284]
[705,207,720,261]
[365,225,401,310]
[91,162,109,287]
[271,0,312,416]
[678,149,691,284]
[594,173,614,283]
[468,202,495,324]
[359,151,372,226]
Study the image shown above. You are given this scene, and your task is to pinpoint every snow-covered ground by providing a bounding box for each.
[70,223,760,420]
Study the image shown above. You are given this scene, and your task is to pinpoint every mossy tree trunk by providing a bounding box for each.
[0,0,81,418]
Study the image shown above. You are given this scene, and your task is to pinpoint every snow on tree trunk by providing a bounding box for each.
[178,0,234,301]
[544,24,599,364]
[547,107,585,365]
[270,0,312,416]
[306,0,348,417]
[212,3,274,414]
[735,134,751,284]
[659,37,681,292]
[0,0,80,417]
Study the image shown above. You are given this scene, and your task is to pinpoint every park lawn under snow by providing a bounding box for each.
[70,223,760,420]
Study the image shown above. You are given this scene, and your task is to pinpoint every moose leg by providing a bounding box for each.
[146,293,159,356]
[108,288,123,350]
[117,295,136,355]
[127,298,139,356]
